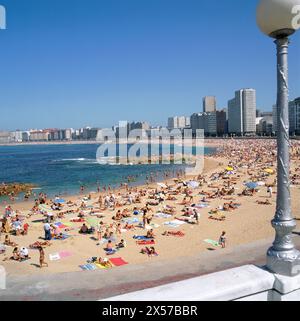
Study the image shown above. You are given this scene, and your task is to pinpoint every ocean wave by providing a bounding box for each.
[54,157,120,165]
[61,158,88,161]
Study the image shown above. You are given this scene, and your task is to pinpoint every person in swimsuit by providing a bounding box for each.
[219,231,226,248]
[38,246,48,268]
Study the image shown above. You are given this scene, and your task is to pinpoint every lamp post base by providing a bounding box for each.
[267,248,300,277]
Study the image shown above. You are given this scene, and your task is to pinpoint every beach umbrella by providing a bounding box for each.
[187,181,199,189]
[245,182,259,189]
[226,166,234,171]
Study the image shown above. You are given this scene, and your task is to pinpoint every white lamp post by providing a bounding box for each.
[257,0,300,276]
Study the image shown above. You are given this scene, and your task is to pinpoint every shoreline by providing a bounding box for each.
[0,155,222,212]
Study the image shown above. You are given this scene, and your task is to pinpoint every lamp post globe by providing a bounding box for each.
[256,0,300,277]
[257,0,300,38]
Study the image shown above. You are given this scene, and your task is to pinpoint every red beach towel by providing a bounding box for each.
[109,257,128,267]
[136,240,155,245]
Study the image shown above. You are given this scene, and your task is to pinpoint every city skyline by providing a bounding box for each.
[2,93,300,137]
[0,0,299,131]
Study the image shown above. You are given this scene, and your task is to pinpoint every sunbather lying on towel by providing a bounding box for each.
[209,215,226,221]
[70,218,85,223]
[136,239,155,245]
[208,209,226,221]
[162,230,185,237]
[256,199,272,205]
[98,257,113,268]
[140,246,158,257]
[123,223,135,230]
[29,241,51,249]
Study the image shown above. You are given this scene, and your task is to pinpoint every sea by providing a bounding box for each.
[0,143,216,200]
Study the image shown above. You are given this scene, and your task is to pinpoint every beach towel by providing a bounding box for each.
[53,234,70,240]
[122,217,140,224]
[171,219,186,225]
[79,263,97,271]
[136,240,155,245]
[86,217,99,227]
[59,250,72,259]
[204,239,220,247]
[94,262,111,269]
[49,253,60,261]
[105,249,117,255]
[155,213,172,219]
[109,257,128,267]
[53,198,66,203]
[164,221,180,228]
[61,222,74,227]
[133,235,152,240]
[194,204,209,208]
[49,251,72,261]
[54,222,68,229]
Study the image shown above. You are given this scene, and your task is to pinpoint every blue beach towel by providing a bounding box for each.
[79,263,97,271]
[53,234,70,240]
[133,235,153,240]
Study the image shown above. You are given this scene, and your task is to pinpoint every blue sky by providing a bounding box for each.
[0,0,299,131]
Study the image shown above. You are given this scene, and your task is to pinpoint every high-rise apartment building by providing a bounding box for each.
[203,96,217,113]
[190,112,217,136]
[216,109,228,136]
[168,116,190,129]
[228,89,256,135]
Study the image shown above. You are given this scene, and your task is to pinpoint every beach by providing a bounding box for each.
[0,139,300,276]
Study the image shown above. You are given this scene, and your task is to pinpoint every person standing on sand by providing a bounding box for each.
[44,222,51,241]
[219,231,226,248]
[267,186,273,198]
[192,208,199,225]
[98,195,103,209]
[142,211,147,229]
[38,246,48,268]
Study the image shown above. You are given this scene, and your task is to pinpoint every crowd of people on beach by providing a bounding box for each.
[0,138,300,273]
